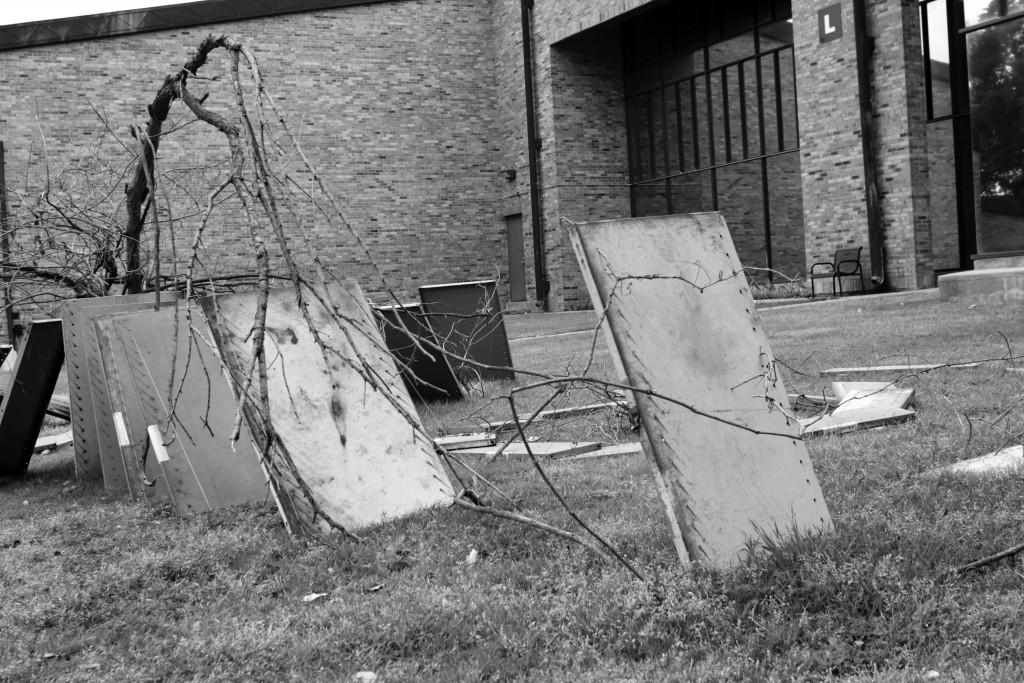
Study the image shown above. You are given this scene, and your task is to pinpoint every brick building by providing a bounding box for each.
[0,0,1021,315]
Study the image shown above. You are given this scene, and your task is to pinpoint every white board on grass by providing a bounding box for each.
[926,445,1024,477]
[203,281,454,535]
[568,213,832,567]
[799,405,915,437]
[831,382,915,413]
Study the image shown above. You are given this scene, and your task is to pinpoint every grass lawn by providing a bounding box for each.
[4,291,1024,681]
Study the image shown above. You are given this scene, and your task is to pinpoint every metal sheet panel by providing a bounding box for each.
[92,309,175,502]
[374,303,463,402]
[418,280,514,382]
[568,213,832,567]
[203,281,454,535]
[61,293,173,483]
[0,319,64,476]
[97,306,269,515]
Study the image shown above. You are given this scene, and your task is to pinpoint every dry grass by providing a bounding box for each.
[4,291,1024,681]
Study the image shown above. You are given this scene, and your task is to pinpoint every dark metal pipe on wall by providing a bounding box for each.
[520,0,549,310]
[852,0,885,286]
[0,142,15,345]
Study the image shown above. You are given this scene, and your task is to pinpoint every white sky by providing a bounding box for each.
[0,1,199,27]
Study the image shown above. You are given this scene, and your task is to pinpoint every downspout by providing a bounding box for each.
[521,0,548,310]
[853,0,884,286]
[0,142,14,345]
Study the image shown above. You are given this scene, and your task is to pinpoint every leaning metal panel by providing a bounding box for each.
[0,319,64,476]
[203,281,454,535]
[61,294,173,484]
[568,213,832,567]
[93,311,173,502]
[418,280,515,382]
[105,305,268,516]
[374,303,464,402]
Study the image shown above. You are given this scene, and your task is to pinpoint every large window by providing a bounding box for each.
[623,0,801,280]
[921,0,1024,257]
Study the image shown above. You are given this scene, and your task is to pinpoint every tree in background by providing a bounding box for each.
[968,1,1024,201]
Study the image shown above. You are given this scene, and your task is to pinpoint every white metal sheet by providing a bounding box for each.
[203,280,454,534]
[568,213,832,567]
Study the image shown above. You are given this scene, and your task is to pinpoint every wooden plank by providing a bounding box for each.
[203,281,454,535]
[821,363,979,376]
[448,441,602,458]
[434,433,496,450]
[419,280,514,382]
[568,213,832,567]
[33,430,73,453]
[445,400,627,435]
[374,303,463,402]
[0,319,64,476]
[45,394,71,421]
[96,306,269,513]
[926,445,1024,477]
[559,442,644,462]
[61,293,175,483]
[799,406,915,437]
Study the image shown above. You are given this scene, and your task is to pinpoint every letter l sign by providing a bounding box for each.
[818,4,843,44]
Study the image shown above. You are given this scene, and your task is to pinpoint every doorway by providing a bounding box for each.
[506,214,527,302]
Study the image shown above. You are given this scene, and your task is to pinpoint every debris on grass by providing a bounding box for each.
[448,440,602,459]
[33,430,73,454]
[800,405,916,437]
[821,362,980,376]
[799,381,917,437]
[445,399,628,435]
[925,445,1024,477]
[559,442,643,462]
[434,433,497,450]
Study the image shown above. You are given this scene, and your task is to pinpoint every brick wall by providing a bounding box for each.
[546,29,632,309]
[541,0,661,45]
[791,0,873,275]
[792,0,940,290]
[0,0,959,319]
[868,0,934,288]
[524,5,634,309]
[0,0,506,310]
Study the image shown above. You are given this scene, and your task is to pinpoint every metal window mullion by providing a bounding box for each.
[625,96,637,181]
[739,60,750,159]
[960,8,1024,33]
[755,39,768,157]
[774,50,785,150]
[627,145,800,184]
[646,91,657,180]
[690,78,701,170]
[675,82,686,172]
[658,52,673,214]
[704,44,719,210]
[755,0,773,279]
[789,46,801,148]
[722,69,732,163]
